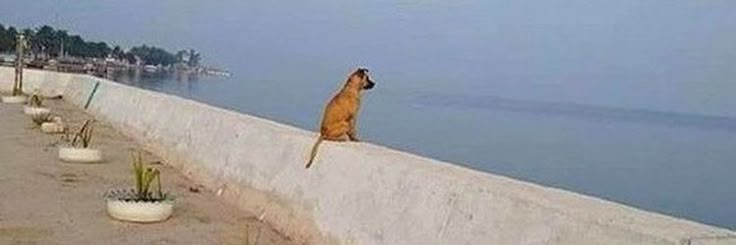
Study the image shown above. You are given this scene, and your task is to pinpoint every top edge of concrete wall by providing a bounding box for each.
[2,67,734,245]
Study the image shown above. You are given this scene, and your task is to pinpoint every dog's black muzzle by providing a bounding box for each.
[363,79,375,90]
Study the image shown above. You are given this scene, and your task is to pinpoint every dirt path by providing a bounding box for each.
[0,99,295,245]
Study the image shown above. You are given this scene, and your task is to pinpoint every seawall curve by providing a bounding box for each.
[1,67,734,245]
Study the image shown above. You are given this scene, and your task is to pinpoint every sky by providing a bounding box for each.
[2,0,735,117]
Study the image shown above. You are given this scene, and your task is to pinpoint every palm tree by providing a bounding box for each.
[187,49,201,67]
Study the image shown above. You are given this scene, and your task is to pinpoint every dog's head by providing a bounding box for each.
[349,68,375,90]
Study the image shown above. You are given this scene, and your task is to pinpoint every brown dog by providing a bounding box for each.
[306,68,376,168]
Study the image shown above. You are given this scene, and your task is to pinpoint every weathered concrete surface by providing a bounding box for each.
[0,96,294,244]
[2,67,735,245]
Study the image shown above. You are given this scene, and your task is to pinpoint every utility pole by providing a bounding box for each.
[13,34,26,96]
[60,39,64,58]
[55,11,65,59]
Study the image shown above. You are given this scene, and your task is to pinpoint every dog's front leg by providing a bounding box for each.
[347,116,360,142]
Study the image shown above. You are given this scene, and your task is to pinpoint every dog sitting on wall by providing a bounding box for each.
[305,68,376,168]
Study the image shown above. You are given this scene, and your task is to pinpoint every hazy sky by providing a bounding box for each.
[2,0,735,116]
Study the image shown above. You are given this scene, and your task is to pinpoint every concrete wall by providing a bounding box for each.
[3,67,734,245]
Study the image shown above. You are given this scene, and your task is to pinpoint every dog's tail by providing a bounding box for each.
[306,136,324,168]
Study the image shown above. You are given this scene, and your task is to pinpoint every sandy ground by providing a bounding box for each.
[0,98,296,245]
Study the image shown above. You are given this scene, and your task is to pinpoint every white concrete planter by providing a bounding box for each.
[41,122,65,134]
[58,147,103,163]
[24,106,51,116]
[1,95,27,104]
[106,198,174,223]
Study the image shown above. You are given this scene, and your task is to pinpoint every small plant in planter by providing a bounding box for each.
[24,93,51,116]
[1,92,27,104]
[30,112,53,126]
[41,116,66,134]
[105,151,174,223]
[58,119,103,163]
[2,34,28,104]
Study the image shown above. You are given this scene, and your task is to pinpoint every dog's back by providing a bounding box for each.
[320,92,359,137]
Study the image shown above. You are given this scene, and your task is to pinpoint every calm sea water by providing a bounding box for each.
[8,0,733,229]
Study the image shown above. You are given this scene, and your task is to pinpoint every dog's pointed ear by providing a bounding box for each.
[354,68,369,78]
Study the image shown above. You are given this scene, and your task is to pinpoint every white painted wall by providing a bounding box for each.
[2,67,734,245]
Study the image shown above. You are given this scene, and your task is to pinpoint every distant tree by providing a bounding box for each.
[55,30,69,57]
[111,45,124,59]
[91,42,111,58]
[122,51,137,64]
[1,27,19,52]
[20,28,35,58]
[129,45,176,66]
[0,23,188,64]
[187,49,201,67]
[33,25,56,57]
[21,28,34,39]
[175,49,201,67]
[175,50,187,63]
[0,24,6,52]
[65,35,86,57]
